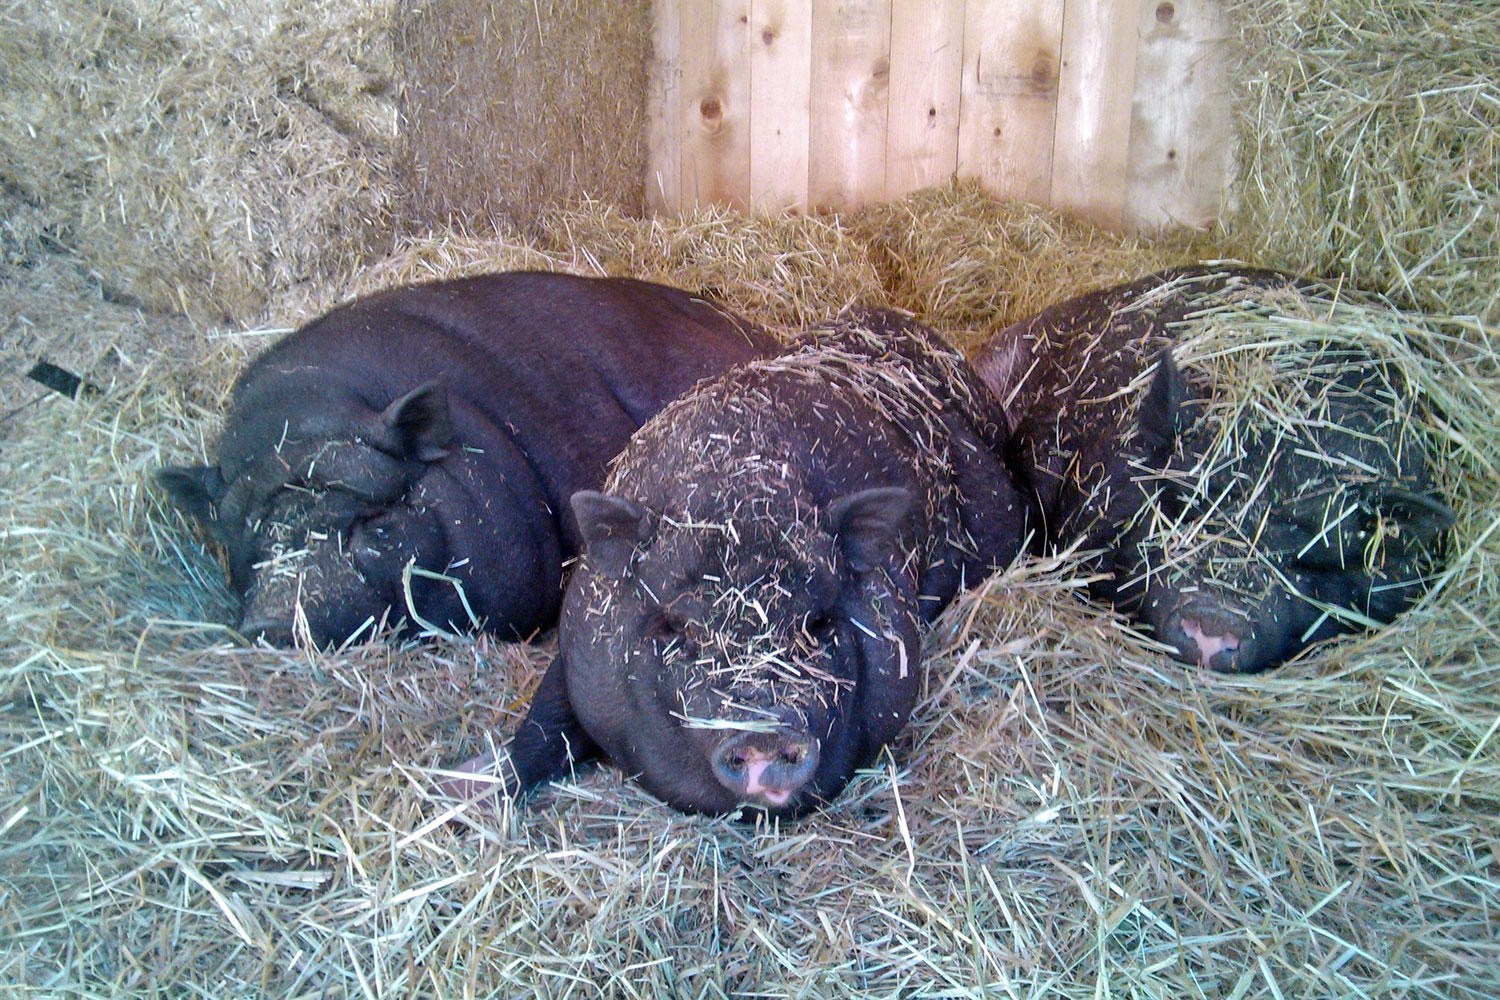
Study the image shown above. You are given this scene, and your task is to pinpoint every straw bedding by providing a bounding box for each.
[4,2,1499,997]
[5,189,1496,997]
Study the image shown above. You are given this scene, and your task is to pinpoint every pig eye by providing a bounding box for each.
[803,612,838,641]
[645,609,692,649]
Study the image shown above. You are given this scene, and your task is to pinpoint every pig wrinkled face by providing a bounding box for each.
[565,486,917,817]
[157,382,458,646]
[1109,355,1451,673]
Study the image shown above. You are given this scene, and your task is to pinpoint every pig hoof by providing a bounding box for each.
[435,748,515,810]
[712,730,820,809]
[1173,606,1250,672]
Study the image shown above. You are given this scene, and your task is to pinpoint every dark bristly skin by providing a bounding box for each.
[156,272,776,647]
[443,310,1034,817]
[972,265,1453,674]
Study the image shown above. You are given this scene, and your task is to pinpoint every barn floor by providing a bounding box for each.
[2,188,1497,998]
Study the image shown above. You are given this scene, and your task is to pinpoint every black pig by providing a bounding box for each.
[973,266,1452,673]
[157,272,775,646]
[443,310,1033,816]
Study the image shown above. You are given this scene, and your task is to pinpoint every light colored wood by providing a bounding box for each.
[1050,0,1143,229]
[956,0,1065,206]
[749,0,812,211]
[808,0,892,213]
[883,0,963,199]
[1123,0,1234,230]
[680,0,752,209]
[646,0,682,213]
[648,0,1235,231]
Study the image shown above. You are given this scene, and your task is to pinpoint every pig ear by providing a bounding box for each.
[1137,351,1195,458]
[828,486,913,574]
[376,380,452,462]
[572,491,654,576]
[971,335,1031,430]
[154,464,226,529]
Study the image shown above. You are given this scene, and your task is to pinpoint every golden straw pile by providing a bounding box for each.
[5,187,1496,997]
[3,1,1498,997]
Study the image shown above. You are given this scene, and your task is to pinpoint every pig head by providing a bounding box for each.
[975,266,1453,673]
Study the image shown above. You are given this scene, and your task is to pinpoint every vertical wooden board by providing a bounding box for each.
[1122,0,1234,230]
[646,0,682,213]
[956,0,1065,207]
[808,0,893,213]
[1051,0,1143,229]
[885,0,964,199]
[680,0,752,210]
[749,0,813,211]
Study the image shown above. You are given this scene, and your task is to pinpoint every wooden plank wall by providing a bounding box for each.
[646,0,1233,231]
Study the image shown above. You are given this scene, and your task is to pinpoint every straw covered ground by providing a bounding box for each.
[4,185,1498,998]
[4,0,1500,994]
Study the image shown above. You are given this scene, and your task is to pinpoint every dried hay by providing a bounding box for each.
[394,0,652,235]
[846,183,1215,354]
[4,189,1497,997]
[1227,0,1500,323]
[0,0,657,325]
[0,0,403,323]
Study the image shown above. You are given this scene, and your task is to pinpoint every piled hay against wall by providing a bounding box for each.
[0,0,656,325]
[847,184,1214,353]
[1228,0,1500,322]
[4,193,1497,997]
[0,0,403,322]
[394,0,651,235]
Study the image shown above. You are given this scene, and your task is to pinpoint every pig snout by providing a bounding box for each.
[710,728,820,808]
[1168,602,1253,672]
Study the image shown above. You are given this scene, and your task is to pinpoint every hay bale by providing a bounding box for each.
[394,0,652,234]
[1227,0,1500,322]
[0,0,402,322]
[3,194,1497,996]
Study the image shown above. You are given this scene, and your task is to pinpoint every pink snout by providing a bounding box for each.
[711,729,820,808]
[1174,604,1250,670]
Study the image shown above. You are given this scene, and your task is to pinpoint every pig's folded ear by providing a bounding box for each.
[971,334,1031,430]
[1137,351,1197,458]
[154,464,226,529]
[375,379,452,462]
[572,491,654,576]
[828,486,912,574]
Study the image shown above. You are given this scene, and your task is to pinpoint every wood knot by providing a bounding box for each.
[1156,2,1175,23]
[699,96,723,122]
[1030,55,1056,92]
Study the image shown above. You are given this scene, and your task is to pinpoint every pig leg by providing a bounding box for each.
[439,654,597,805]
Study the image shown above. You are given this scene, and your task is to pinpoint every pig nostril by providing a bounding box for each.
[779,746,804,765]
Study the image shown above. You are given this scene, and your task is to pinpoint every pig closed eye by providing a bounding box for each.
[803,612,838,641]
[645,610,695,652]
